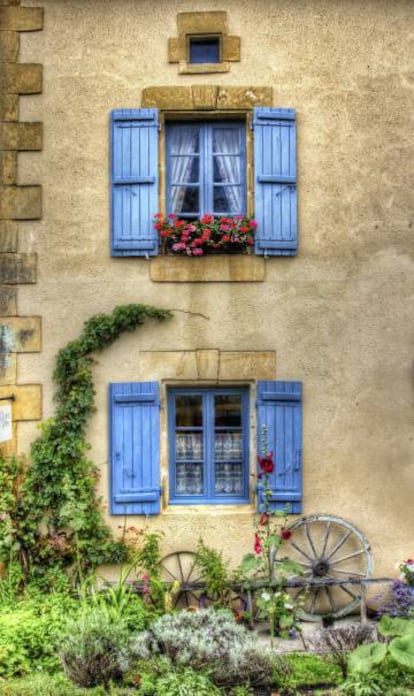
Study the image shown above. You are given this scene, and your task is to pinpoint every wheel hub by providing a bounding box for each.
[313,559,330,577]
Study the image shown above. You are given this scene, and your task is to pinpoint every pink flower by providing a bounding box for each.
[192,248,204,256]
[254,532,262,555]
[250,220,258,228]
[220,225,230,232]
[172,242,186,252]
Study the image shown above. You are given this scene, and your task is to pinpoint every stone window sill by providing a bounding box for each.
[150,255,265,282]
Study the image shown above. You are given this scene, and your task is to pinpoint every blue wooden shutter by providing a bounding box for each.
[253,107,297,256]
[111,109,159,256]
[110,382,161,515]
[256,381,302,513]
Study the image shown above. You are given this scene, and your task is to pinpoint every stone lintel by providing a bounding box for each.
[138,350,276,382]
[0,221,18,252]
[1,30,19,62]
[0,384,42,421]
[0,6,43,31]
[1,122,42,150]
[177,11,228,36]
[150,256,265,283]
[5,63,43,94]
[0,151,18,185]
[0,286,17,315]
[0,185,41,219]
[0,252,37,283]
[142,85,272,111]
[1,94,19,122]
[0,316,41,351]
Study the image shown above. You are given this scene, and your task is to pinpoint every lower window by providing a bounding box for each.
[168,387,249,504]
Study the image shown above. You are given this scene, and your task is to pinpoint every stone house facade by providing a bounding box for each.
[0,0,413,587]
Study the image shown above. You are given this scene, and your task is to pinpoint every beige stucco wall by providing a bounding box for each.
[14,0,414,578]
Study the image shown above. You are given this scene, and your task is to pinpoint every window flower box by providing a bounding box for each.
[154,214,257,256]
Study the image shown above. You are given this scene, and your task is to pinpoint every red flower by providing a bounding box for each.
[258,452,274,474]
[254,532,262,554]
[281,528,292,541]
[259,513,270,526]
[200,214,214,224]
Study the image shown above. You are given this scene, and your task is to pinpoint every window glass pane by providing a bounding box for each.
[189,38,220,64]
[176,433,203,460]
[170,156,199,184]
[169,128,199,155]
[215,395,242,427]
[176,462,204,495]
[214,432,243,460]
[175,395,203,427]
[213,185,242,214]
[212,128,240,155]
[215,462,243,495]
[171,186,199,214]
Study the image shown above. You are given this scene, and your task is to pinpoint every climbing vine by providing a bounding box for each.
[0,304,171,585]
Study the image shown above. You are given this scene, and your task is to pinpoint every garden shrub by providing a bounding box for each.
[153,667,221,695]
[59,609,130,688]
[0,592,80,677]
[309,624,378,677]
[130,607,274,687]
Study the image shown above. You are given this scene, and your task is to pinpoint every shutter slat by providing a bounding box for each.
[256,380,302,513]
[110,382,161,515]
[253,107,297,256]
[111,108,159,257]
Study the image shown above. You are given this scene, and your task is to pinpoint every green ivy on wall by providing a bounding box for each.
[0,304,171,585]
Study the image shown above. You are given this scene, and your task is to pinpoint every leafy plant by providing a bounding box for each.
[59,609,130,689]
[282,653,341,691]
[340,672,384,696]
[0,591,80,678]
[130,607,274,688]
[309,624,378,677]
[154,667,221,695]
[347,615,414,676]
[194,538,233,609]
[0,304,171,585]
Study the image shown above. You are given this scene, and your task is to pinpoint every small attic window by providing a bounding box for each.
[189,36,220,64]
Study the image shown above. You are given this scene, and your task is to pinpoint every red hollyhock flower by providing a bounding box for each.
[259,513,270,526]
[254,532,262,554]
[281,528,292,541]
[258,452,274,474]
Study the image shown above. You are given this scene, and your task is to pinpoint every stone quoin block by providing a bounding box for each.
[0,316,41,352]
[0,383,42,420]
[0,286,17,315]
[4,63,43,94]
[1,122,42,150]
[0,185,41,219]
[0,6,43,31]
[0,252,37,284]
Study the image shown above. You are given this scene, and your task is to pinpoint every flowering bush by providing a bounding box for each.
[238,426,303,646]
[154,214,257,256]
[400,559,414,587]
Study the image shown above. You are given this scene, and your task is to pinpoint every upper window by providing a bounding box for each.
[189,36,220,64]
[166,121,246,219]
[168,387,249,504]
[110,107,297,257]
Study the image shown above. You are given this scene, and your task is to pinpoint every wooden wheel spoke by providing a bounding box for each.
[309,587,321,613]
[161,565,179,582]
[325,585,337,614]
[330,550,365,566]
[326,530,352,560]
[337,584,358,600]
[320,521,331,558]
[330,568,367,577]
[305,519,318,558]
[290,540,314,562]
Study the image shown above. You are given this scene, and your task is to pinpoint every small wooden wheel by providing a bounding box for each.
[159,551,204,609]
[283,514,373,621]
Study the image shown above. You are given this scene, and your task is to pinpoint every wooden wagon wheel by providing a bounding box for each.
[283,514,373,621]
[159,551,205,609]
[159,550,248,615]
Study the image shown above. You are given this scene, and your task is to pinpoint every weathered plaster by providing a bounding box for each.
[16,0,414,577]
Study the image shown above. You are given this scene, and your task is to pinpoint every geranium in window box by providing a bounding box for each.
[154,214,257,256]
